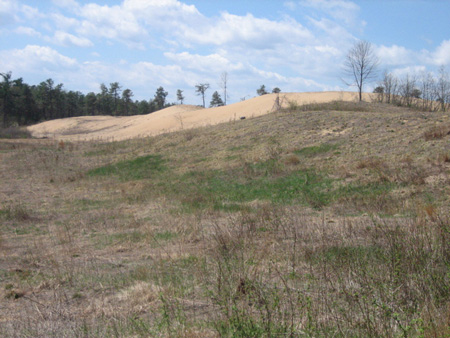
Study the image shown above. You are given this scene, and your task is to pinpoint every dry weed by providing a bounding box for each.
[423,123,450,140]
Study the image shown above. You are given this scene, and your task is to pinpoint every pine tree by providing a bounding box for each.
[210,91,224,107]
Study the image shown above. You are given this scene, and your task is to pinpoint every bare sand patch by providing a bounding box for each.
[28,91,373,141]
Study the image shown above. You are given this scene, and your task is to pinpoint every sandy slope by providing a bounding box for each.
[28,91,374,141]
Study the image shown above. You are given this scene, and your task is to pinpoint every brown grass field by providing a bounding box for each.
[1,96,449,337]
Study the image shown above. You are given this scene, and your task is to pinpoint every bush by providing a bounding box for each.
[423,124,450,140]
[0,126,32,139]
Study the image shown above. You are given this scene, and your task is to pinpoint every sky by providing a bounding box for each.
[1,0,449,105]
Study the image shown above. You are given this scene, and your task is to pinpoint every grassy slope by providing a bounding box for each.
[0,101,449,337]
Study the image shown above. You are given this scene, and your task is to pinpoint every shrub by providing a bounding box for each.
[423,124,450,140]
[0,126,32,139]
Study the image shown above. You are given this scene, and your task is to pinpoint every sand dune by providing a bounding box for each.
[27,91,373,141]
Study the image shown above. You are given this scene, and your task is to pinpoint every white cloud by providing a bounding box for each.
[0,0,372,102]
[50,13,80,30]
[50,31,93,47]
[0,0,18,25]
[377,40,450,70]
[123,0,200,20]
[430,40,450,66]
[20,4,42,20]
[301,0,360,26]
[391,66,427,78]
[164,51,244,73]
[284,1,297,11]
[51,0,80,10]
[15,26,42,37]
[182,12,313,49]
[377,45,415,66]
[77,3,147,47]
[128,62,186,86]
[0,45,77,73]
[308,17,354,45]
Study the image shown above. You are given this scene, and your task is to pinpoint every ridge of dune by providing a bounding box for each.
[27,91,373,141]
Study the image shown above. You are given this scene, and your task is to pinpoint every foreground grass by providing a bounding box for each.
[0,101,449,337]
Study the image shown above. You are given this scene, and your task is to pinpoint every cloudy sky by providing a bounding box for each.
[1,0,449,105]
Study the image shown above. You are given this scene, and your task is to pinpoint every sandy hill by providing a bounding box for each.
[27,91,373,141]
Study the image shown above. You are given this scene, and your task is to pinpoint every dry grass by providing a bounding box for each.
[0,101,449,337]
[423,123,450,140]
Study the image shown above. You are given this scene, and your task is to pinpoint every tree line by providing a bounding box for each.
[0,72,177,127]
[0,71,233,127]
[373,66,450,112]
[342,40,450,112]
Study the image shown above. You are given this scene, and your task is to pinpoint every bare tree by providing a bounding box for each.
[343,40,379,102]
[419,71,436,111]
[399,73,417,107]
[195,83,210,108]
[436,65,450,112]
[219,72,228,105]
[379,70,398,104]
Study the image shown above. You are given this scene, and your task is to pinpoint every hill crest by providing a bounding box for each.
[27,91,373,141]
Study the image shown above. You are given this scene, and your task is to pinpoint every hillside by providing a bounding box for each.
[1,100,449,337]
[27,91,374,141]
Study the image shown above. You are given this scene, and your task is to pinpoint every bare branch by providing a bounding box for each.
[343,40,379,101]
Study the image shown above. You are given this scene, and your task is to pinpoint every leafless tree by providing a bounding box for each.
[343,40,379,101]
[436,65,450,112]
[380,70,398,104]
[419,71,436,111]
[399,73,418,107]
[219,72,228,105]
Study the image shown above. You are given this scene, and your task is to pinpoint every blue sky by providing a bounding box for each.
[1,0,449,105]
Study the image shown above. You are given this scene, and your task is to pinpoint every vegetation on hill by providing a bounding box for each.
[0,72,175,127]
[0,101,449,337]
[373,66,450,112]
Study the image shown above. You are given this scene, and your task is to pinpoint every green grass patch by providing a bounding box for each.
[228,145,249,152]
[0,204,33,222]
[309,245,385,265]
[91,231,149,249]
[85,153,397,213]
[75,198,110,210]
[84,149,111,157]
[294,143,339,157]
[337,181,396,197]
[153,231,177,242]
[0,208,9,218]
[289,100,375,112]
[178,166,400,212]
[87,154,166,181]
[169,167,334,211]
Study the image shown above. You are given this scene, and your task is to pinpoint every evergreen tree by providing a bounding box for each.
[176,89,184,104]
[85,92,97,115]
[272,87,281,93]
[0,72,14,126]
[153,86,168,110]
[257,85,268,96]
[109,82,122,115]
[210,91,224,107]
[121,89,134,115]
